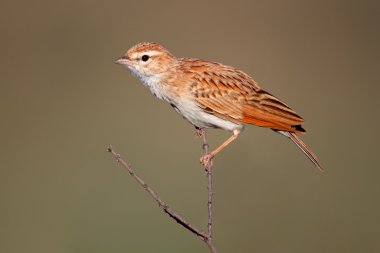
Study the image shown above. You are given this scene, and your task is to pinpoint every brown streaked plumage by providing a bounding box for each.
[115,42,323,171]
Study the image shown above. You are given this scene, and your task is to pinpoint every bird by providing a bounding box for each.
[115,42,323,171]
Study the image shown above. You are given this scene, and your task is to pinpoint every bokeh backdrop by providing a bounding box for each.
[1,0,379,252]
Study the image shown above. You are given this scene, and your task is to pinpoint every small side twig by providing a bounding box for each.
[107,145,208,239]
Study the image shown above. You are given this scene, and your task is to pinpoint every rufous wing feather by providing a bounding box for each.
[186,61,306,132]
[241,89,306,133]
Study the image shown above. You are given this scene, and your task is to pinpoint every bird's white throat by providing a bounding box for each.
[127,67,168,100]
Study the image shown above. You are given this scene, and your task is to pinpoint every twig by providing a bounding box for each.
[107,145,208,239]
[198,129,213,237]
[198,128,217,253]
[107,140,217,253]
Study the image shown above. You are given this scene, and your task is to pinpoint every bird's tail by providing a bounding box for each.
[278,131,324,172]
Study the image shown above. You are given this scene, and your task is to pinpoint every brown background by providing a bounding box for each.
[1,0,379,252]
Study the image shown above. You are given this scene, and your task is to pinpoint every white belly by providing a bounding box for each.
[170,98,243,132]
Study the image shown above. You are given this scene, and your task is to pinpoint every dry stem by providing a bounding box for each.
[107,137,217,253]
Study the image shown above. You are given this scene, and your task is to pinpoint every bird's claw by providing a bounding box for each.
[200,154,214,170]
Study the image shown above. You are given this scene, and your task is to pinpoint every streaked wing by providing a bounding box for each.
[185,59,305,132]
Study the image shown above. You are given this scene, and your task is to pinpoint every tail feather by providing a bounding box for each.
[278,131,324,172]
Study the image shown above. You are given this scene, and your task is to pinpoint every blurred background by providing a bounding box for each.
[1,0,379,252]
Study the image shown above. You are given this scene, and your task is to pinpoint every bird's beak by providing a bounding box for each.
[115,56,130,65]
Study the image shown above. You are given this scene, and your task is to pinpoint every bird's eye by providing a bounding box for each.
[141,55,150,62]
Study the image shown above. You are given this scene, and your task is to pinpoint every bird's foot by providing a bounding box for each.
[200,154,214,170]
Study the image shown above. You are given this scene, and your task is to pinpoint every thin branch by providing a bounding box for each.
[107,138,217,253]
[195,128,217,253]
[199,129,213,238]
[107,145,208,240]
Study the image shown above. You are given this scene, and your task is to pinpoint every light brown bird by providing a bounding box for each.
[115,42,323,171]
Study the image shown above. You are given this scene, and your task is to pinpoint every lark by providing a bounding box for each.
[115,42,322,171]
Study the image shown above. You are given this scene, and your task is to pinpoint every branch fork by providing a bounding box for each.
[107,129,217,253]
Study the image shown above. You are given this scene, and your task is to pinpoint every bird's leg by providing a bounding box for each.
[195,127,209,151]
[200,129,241,168]
[195,127,205,139]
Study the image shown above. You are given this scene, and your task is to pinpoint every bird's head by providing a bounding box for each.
[115,42,176,77]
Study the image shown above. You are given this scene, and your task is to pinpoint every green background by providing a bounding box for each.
[1,0,379,252]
